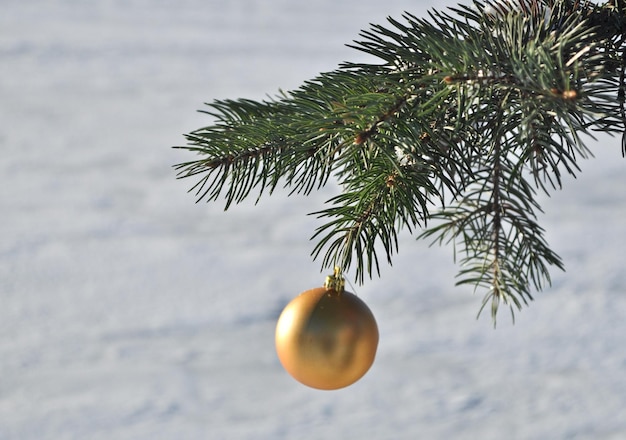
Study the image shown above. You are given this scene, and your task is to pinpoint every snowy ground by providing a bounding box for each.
[2,1,626,439]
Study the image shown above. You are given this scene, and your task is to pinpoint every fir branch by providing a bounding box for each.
[175,0,626,322]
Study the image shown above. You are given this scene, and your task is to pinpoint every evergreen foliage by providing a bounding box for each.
[175,0,626,323]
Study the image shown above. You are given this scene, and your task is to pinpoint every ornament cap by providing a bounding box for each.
[324,266,345,293]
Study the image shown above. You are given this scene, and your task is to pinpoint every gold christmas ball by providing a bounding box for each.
[275,270,379,390]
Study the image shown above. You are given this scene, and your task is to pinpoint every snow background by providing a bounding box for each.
[1,0,625,438]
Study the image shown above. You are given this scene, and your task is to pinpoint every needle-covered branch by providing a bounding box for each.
[175,0,626,323]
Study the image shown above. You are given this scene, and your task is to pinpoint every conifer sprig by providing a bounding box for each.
[175,0,626,322]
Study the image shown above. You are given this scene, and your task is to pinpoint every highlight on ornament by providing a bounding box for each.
[275,267,379,390]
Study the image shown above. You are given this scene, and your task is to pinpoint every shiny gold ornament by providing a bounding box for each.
[275,267,379,390]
